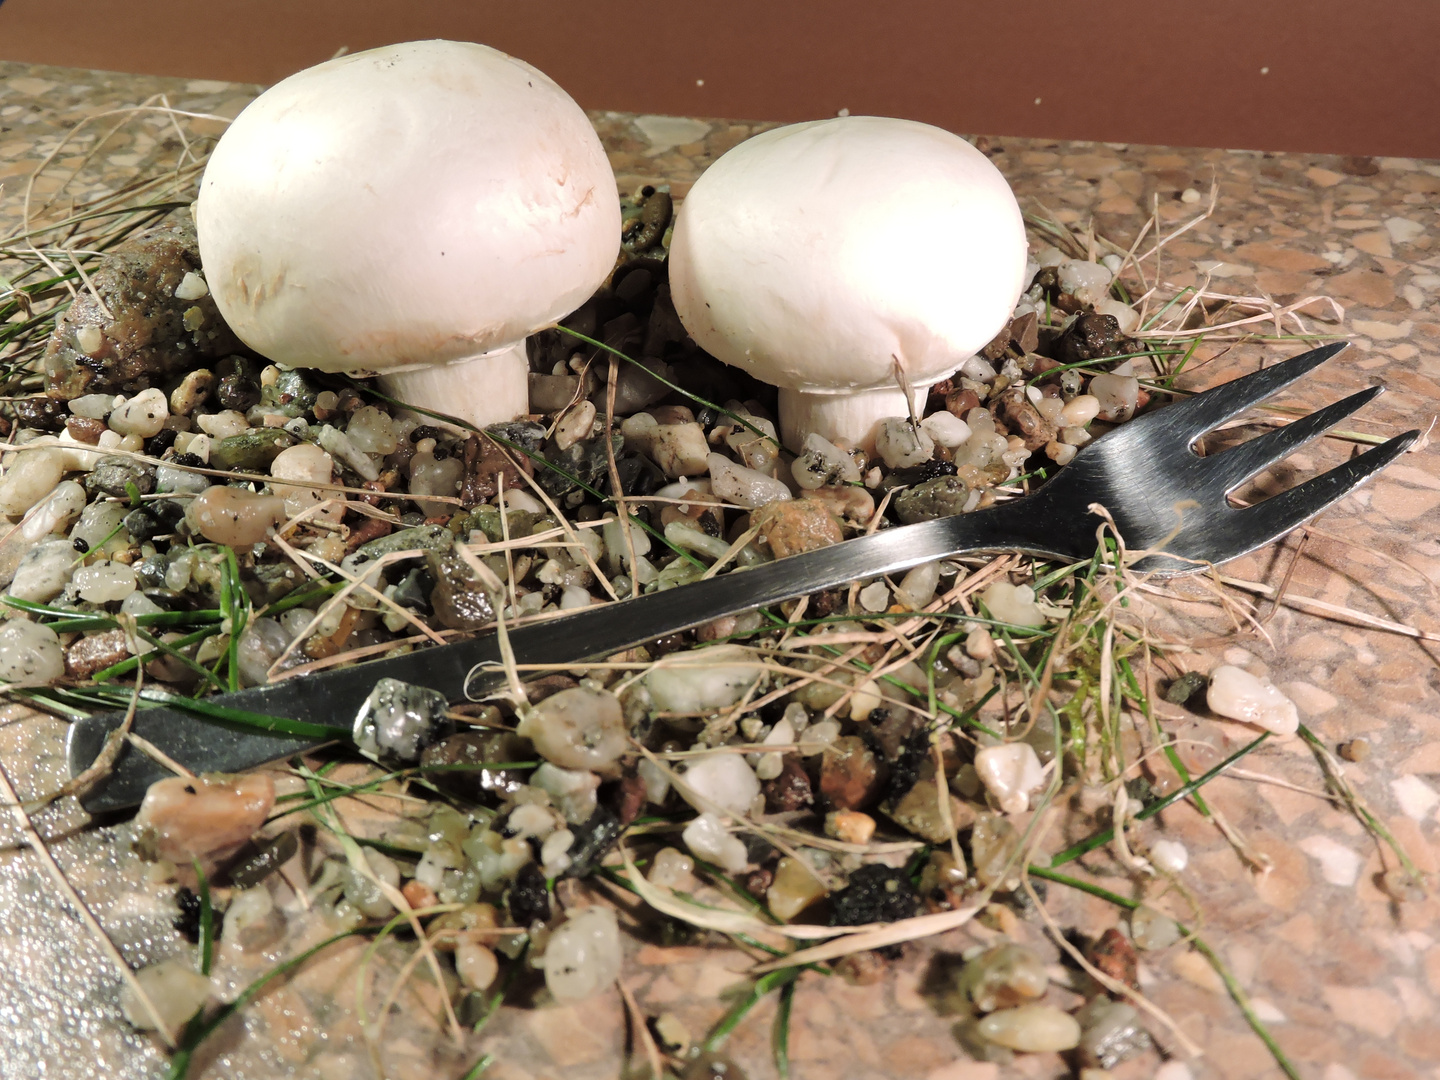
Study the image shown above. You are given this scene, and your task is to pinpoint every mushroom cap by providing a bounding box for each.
[668,117,1027,394]
[195,40,620,374]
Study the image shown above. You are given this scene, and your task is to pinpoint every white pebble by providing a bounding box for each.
[540,829,576,875]
[1092,297,1140,334]
[343,406,398,455]
[1058,394,1101,427]
[874,418,934,469]
[8,540,76,603]
[0,619,64,685]
[1088,373,1140,423]
[895,561,940,610]
[682,811,749,872]
[409,452,464,517]
[647,847,694,889]
[556,401,599,452]
[1206,665,1299,735]
[68,393,114,419]
[981,581,1047,627]
[271,442,341,524]
[559,584,592,610]
[515,686,629,770]
[186,486,286,546]
[790,432,862,489]
[119,960,211,1032]
[707,453,790,508]
[0,448,66,516]
[1149,838,1189,874]
[1034,245,1066,268]
[542,906,623,1002]
[108,388,169,438]
[498,488,544,514]
[456,938,499,990]
[317,424,379,481]
[1180,187,1202,204]
[174,270,209,300]
[975,743,1046,815]
[858,580,891,612]
[638,757,671,805]
[644,644,761,712]
[20,481,86,541]
[73,560,138,603]
[976,1004,1081,1052]
[678,752,761,817]
[920,411,972,448]
[1058,259,1114,305]
[196,410,250,440]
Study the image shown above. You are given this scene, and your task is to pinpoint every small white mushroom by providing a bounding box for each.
[196,40,620,430]
[669,116,1027,450]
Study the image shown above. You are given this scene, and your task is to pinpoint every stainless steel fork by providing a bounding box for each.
[69,341,1419,810]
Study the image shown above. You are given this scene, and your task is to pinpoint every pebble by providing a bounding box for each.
[1206,664,1299,734]
[644,644,760,712]
[73,560,138,603]
[790,432,862,489]
[120,960,211,1032]
[1092,297,1140,335]
[920,410,972,448]
[824,809,876,845]
[1339,738,1369,762]
[83,455,154,500]
[895,560,940,609]
[456,938,499,990]
[270,442,340,523]
[1149,838,1189,873]
[801,485,874,526]
[766,856,827,920]
[970,811,1023,890]
[186,485,286,546]
[0,619,65,685]
[8,540,77,603]
[648,847,696,890]
[858,580,890,612]
[222,885,285,952]
[1059,394,1101,427]
[169,369,215,415]
[69,393,115,419]
[1057,260,1114,306]
[344,407,398,455]
[651,420,709,476]
[1076,999,1151,1069]
[707,452,790,508]
[20,481,85,541]
[196,409,250,440]
[893,475,975,524]
[679,752,761,817]
[1087,373,1140,423]
[540,829,576,875]
[981,581,1047,627]
[681,811,748,872]
[886,778,975,844]
[409,451,464,516]
[975,743,1046,814]
[318,424,380,481]
[977,1004,1082,1052]
[0,448,66,516]
[958,942,1049,1012]
[341,848,401,919]
[756,499,843,559]
[819,736,885,810]
[515,686,628,770]
[352,677,453,762]
[108,388,169,437]
[874,418,935,468]
[542,906,623,1002]
[64,628,132,678]
[1130,905,1181,950]
[761,754,814,812]
[134,772,276,866]
[234,617,291,687]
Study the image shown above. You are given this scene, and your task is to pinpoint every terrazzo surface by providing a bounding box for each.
[1,60,1439,1080]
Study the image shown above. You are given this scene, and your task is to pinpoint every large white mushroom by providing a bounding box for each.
[195,40,621,428]
[668,116,1028,451]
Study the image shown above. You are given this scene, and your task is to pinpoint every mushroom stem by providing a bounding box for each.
[778,384,928,454]
[376,341,531,431]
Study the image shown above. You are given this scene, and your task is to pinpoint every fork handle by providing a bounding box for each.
[68,499,1072,811]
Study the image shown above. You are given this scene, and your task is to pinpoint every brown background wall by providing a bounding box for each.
[3,0,1438,159]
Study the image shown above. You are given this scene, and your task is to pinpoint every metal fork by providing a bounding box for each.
[68,342,1419,811]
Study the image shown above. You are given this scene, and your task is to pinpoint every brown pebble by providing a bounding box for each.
[819,736,886,811]
[744,868,774,897]
[460,434,531,507]
[344,515,393,552]
[1340,738,1370,762]
[402,880,438,910]
[761,754,813,813]
[755,499,844,559]
[886,778,976,844]
[524,674,579,702]
[945,388,981,418]
[614,769,647,827]
[999,388,1057,452]
[834,949,889,986]
[64,629,131,678]
[801,485,875,527]
[65,416,106,445]
[1088,927,1140,993]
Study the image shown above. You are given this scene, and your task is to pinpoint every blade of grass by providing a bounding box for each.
[192,859,214,977]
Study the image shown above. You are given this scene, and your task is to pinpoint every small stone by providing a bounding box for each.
[1057,260,1114,306]
[875,419,935,468]
[1149,838,1188,873]
[209,429,294,473]
[644,644,761,712]
[895,561,940,609]
[819,736,885,811]
[653,1012,691,1052]
[271,442,340,523]
[681,811,748,872]
[1088,373,1140,423]
[1076,998,1151,1069]
[1092,298,1140,334]
[408,450,464,516]
[108,388,168,437]
[650,420,708,476]
[1054,313,1128,367]
[1206,664,1299,734]
[1339,738,1369,762]
[648,847,696,890]
[755,498,843,559]
[762,755,814,813]
[0,448,66,516]
[970,812,1023,890]
[63,628,131,679]
[0,619,65,684]
[515,686,628,771]
[352,677,453,764]
[221,884,285,952]
[1059,394,1101,427]
[425,549,496,630]
[65,417,106,445]
[957,943,1049,1012]
[999,391,1057,452]
[1130,905,1181,950]
[8,540,76,603]
[1087,927,1139,991]
[920,411,971,449]
[12,397,68,431]
[456,938,499,990]
[802,484,874,525]
[981,581,1047,627]
[766,856,827,921]
[186,486,286,546]
[790,432,862,488]
[893,474,974,524]
[977,1004,1082,1052]
[886,778,976,844]
[83,456,155,499]
[975,743,1046,814]
[707,452,790,508]
[134,772,276,867]
[1165,670,1208,706]
[858,580,890,612]
[120,960,211,1032]
[678,752,761,817]
[73,560,138,602]
[21,481,86,542]
[825,809,876,845]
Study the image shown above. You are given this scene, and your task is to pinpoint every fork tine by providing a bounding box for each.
[1153,341,1349,443]
[1232,430,1420,553]
[1203,384,1384,493]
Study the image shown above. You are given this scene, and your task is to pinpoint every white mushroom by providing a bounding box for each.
[669,116,1027,451]
[196,40,620,429]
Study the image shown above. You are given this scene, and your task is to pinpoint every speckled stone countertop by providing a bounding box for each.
[2,61,1439,1080]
